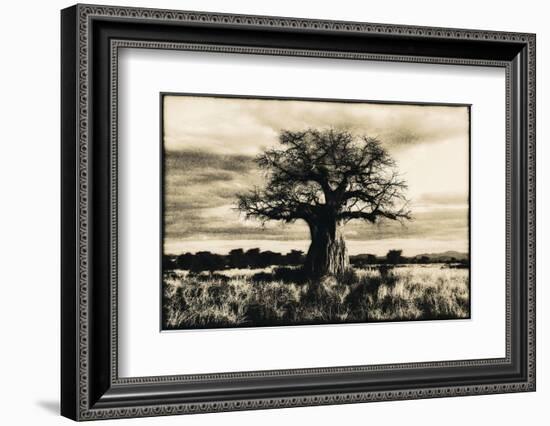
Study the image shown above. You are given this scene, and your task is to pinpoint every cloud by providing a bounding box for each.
[163,96,469,154]
[415,192,469,205]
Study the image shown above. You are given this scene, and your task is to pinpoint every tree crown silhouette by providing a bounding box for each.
[237,129,410,224]
[237,128,411,277]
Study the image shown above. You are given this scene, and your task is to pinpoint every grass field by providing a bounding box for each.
[162,264,469,329]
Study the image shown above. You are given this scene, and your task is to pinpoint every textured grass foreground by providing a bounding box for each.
[162,265,470,329]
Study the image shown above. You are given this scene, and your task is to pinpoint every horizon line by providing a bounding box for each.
[163,238,468,257]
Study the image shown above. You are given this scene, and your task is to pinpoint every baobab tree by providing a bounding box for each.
[237,129,411,278]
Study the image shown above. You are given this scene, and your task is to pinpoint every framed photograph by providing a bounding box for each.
[61,4,536,421]
[160,93,472,330]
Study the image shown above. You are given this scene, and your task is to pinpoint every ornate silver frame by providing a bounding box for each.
[61,4,535,421]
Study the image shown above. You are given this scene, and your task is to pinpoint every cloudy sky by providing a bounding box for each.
[163,95,469,256]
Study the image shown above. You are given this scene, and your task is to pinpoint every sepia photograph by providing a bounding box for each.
[161,94,470,330]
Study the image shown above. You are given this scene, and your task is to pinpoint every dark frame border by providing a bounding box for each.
[158,92,472,331]
[61,4,535,421]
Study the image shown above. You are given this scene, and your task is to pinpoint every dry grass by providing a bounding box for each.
[162,265,469,329]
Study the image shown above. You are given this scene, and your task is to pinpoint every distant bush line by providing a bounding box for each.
[163,248,469,272]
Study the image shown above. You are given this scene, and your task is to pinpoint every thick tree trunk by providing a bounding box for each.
[304,221,349,278]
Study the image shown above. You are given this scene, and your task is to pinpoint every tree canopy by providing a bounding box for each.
[237,128,411,227]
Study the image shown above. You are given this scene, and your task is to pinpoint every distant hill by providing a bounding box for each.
[412,251,468,262]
